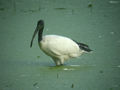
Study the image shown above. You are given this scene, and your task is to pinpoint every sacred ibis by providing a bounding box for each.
[30,20,92,66]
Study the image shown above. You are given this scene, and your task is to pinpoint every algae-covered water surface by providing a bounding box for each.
[0,0,120,90]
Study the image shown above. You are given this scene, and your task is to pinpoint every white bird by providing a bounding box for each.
[30,20,92,66]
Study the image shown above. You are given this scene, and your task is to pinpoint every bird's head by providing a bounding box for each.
[30,20,44,48]
[37,20,44,29]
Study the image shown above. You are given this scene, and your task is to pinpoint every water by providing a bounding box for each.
[0,0,120,90]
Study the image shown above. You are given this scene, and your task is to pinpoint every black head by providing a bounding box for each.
[37,20,44,26]
[30,20,44,48]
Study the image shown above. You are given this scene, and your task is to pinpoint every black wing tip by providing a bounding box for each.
[73,40,92,52]
[80,45,93,52]
[85,48,93,52]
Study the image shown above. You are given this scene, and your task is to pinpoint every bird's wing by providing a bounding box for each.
[47,37,79,56]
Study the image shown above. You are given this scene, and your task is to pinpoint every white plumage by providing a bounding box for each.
[30,20,92,66]
[39,35,84,65]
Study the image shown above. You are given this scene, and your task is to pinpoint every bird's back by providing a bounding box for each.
[39,35,82,58]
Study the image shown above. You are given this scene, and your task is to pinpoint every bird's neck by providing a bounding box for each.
[38,27,44,42]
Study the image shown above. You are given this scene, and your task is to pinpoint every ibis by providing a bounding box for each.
[30,20,92,66]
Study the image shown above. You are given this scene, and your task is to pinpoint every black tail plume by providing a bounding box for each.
[73,40,92,52]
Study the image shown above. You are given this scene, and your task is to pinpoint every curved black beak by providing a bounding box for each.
[30,27,38,48]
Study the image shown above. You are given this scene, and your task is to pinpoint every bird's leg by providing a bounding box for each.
[59,58,64,65]
[52,57,61,66]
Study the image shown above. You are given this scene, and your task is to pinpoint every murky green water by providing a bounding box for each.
[0,0,120,90]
